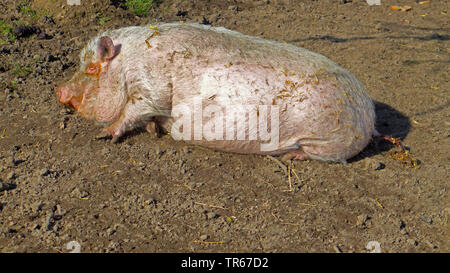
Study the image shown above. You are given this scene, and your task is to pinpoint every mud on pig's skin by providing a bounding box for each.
[56,22,376,162]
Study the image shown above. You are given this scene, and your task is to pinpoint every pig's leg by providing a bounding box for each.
[280,143,347,163]
[281,150,309,161]
[145,118,165,138]
[95,99,163,143]
[279,143,309,161]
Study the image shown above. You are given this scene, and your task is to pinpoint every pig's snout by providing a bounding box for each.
[56,85,83,110]
[57,85,71,104]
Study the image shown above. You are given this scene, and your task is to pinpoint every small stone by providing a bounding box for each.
[206,212,218,220]
[176,10,188,17]
[40,168,50,177]
[41,16,55,25]
[363,158,385,170]
[6,171,15,180]
[356,214,369,227]
[200,234,208,241]
[333,245,342,253]
[59,121,66,129]
[70,188,89,199]
[425,240,437,249]
[13,25,41,38]
[54,204,64,217]
[60,108,73,115]
[45,215,55,231]
[79,190,89,198]
[421,215,433,225]
[0,181,16,192]
[156,146,164,157]
[107,226,117,236]
[407,239,418,246]
[375,23,385,31]
[33,202,43,212]
[201,17,210,25]
[37,31,52,40]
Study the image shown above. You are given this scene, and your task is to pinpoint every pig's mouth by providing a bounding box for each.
[65,95,83,110]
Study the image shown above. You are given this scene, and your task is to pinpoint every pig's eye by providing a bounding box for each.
[85,62,101,76]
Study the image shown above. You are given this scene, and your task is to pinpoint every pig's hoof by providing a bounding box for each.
[145,121,163,138]
[111,135,120,144]
[95,129,121,144]
[95,130,112,141]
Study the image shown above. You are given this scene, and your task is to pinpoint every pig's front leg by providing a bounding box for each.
[145,119,164,138]
[95,99,165,143]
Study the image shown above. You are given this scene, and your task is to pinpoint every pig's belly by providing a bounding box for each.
[168,63,375,161]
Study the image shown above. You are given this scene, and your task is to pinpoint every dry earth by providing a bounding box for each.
[0,0,448,252]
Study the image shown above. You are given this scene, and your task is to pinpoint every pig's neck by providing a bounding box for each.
[121,52,173,117]
[95,60,128,123]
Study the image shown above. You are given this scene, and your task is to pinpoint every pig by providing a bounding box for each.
[56,22,376,162]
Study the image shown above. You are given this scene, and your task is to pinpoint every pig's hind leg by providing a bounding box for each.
[280,142,348,163]
[281,150,309,161]
[279,143,309,161]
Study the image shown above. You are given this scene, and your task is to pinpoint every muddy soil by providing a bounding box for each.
[0,0,448,253]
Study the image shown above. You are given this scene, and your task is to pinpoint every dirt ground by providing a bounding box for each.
[0,0,448,253]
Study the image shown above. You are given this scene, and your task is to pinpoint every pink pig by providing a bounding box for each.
[56,22,376,162]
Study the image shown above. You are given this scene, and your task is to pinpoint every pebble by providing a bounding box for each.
[33,202,43,212]
[6,171,15,180]
[333,245,342,253]
[206,212,218,220]
[375,23,389,32]
[156,146,164,157]
[45,214,55,231]
[0,181,16,192]
[70,187,89,199]
[200,234,209,241]
[356,214,369,227]
[425,240,437,249]
[421,215,433,225]
[176,10,188,17]
[107,226,117,236]
[13,26,41,38]
[40,168,50,177]
[407,239,418,246]
[363,158,385,170]
[54,204,64,217]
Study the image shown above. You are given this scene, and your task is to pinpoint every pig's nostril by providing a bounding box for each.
[57,86,71,104]
[56,88,62,100]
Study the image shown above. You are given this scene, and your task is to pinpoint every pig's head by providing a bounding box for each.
[56,36,123,123]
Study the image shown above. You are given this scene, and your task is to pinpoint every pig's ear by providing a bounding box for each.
[98,36,121,62]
